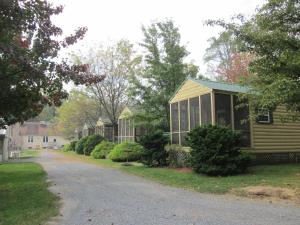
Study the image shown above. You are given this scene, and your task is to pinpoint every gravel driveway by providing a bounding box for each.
[38,151,300,225]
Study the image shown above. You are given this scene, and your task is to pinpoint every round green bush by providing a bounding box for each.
[91,141,115,159]
[108,142,144,162]
[83,134,104,156]
[186,125,251,176]
[69,140,77,151]
[75,136,89,155]
[62,143,71,152]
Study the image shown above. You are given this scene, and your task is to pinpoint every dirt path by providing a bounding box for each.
[38,151,300,225]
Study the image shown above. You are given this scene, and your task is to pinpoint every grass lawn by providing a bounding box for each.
[0,162,60,225]
[20,150,40,158]
[59,151,300,195]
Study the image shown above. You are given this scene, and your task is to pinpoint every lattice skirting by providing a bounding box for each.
[251,152,300,165]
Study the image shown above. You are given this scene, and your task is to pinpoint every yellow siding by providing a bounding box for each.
[252,106,300,152]
[170,80,211,103]
[119,107,133,119]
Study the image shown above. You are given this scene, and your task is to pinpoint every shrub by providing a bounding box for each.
[165,144,191,168]
[186,125,251,176]
[62,143,71,152]
[108,142,144,162]
[91,141,115,159]
[138,130,169,167]
[69,140,77,151]
[75,136,89,155]
[83,134,104,156]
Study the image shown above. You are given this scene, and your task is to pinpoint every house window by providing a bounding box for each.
[180,100,188,132]
[53,138,56,142]
[43,136,48,143]
[233,96,251,147]
[200,94,212,125]
[28,136,33,142]
[215,93,232,127]
[189,97,200,130]
[256,108,273,124]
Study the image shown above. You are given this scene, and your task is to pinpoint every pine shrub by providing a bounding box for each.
[91,141,115,159]
[108,142,144,162]
[83,134,104,156]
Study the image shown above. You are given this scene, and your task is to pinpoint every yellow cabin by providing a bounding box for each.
[169,78,300,163]
[95,117,115,142]
[118,106,146,143]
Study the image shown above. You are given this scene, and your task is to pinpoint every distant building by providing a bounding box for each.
[0,129,9,162]
[8,121,68,150]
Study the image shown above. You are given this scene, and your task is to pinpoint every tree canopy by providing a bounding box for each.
[0,0,103,128]
[208,0,300,112]
[129,19,200,130]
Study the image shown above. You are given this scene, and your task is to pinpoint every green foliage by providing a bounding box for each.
[54,90,100,138]
[128,19,199,131]
[210,0,300,113]
[0,0,103,128]
[75,136,89,155]
[165,144,191,168]
[138,130,169,167]
[91,141,115,159]
[62,144,71,152]
[83,134,104,156]
[108,142,144,162]
[69,141,77,151]
[186,125,251,176]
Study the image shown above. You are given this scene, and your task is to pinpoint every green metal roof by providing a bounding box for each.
[189,78,250,93]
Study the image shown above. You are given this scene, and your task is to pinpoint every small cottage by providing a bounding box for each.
[82,123,95,137]
[169,78,300,163]
[95,117,115,142]
[118,106,145,143]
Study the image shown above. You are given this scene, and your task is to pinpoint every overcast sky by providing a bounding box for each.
[52,0,263,77]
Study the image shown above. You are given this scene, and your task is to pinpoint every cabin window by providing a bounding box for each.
[28,136,33,143]
[43,136,48,143]
[256,108,273,124]
[200,94,212,125]
[171,102,179,132]
[189,97,200,130]
[126,119,130,136]
[172,133,179,145]
[215,93,232,127]
[180,100,189,131]
[233,96,251,147]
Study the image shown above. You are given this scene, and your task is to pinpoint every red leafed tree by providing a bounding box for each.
[0,0,104,127]
[216,52,254,83]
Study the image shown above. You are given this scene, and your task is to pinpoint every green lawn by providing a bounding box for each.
[0,162,60,225]
[59,151,300,195]
[20,150,40,158]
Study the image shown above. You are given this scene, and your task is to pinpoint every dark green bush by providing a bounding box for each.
[139,130,169,166]
[83,134,104,156]
[165,144,191,168]
[69,140,77,151]
[186,125,251,176]
[75,136,89,155]
[108,142,144,162]
[91,141,115,159]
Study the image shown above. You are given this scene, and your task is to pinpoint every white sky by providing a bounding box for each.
[51,0,263,78]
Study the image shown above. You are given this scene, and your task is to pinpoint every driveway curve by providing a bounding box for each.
[38,151,300,225]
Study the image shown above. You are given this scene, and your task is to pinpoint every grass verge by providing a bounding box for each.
[20,150,40,158]
[0,162,60,225]
[59,151,300,195]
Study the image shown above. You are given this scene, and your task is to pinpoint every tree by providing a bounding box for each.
[54,90,101,138]
[203,30,252,82]
[216,52,254,83]
[73,40,141,136]
[208,0,300,113]
[129,19,199,131]
[0,0,103,128]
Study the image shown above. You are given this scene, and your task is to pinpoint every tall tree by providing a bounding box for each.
[129,19,199,130]
[74,40,141,135]
[0,0,103,128]
[208,0,300,112]
[203,30,252,82]
[54,90,101,138]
